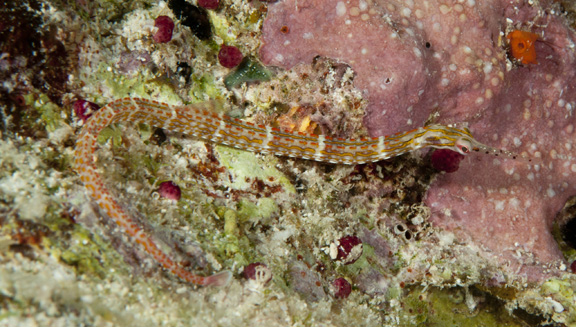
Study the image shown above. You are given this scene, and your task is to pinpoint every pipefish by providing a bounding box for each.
[73,97,519,286]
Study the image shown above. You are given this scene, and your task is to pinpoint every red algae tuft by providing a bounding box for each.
[73,100,100,123]
[430,149,465,173]
[243,262,272,285]
[218,45,243,68]
[153,16,175,43]
[158,181,181,201]
[198,0,219,10]
[332,235,363,265]
[332,277,352,299]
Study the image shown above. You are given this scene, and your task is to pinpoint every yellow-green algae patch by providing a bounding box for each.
[394,286,524,326]
[216,145,296,194]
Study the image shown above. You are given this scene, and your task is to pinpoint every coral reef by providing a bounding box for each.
[2,0,576,325]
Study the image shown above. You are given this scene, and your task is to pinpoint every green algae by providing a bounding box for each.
[189,74,225,102]
[97,124,124,147]
[209,10,237,45]
[216,145,295,194]
[396,286,524,326]
[237,197,278,223]
[57,225,127,279]
[224,58,273,89]
[34,96,64,133]
[221,207,239,236]
[540,278,576,323]
[340,244,374,276]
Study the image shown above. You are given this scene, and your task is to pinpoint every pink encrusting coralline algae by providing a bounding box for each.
[260,0,576,280]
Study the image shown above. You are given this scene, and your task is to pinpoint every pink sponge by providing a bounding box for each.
[260,0,576,281]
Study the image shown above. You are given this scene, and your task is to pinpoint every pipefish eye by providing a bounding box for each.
[455,138,472,154]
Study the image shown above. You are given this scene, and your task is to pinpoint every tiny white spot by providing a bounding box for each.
[415,9,424,19]
[441,78,450,86]
[336,1,347,16]
[483,62,492,74]
[451,35,458,45]
[361,48,368,55]
[303,32,314,39]
[523,108,531,120]
[548,298,564,313]
[535,151,543,159]
[402,7,411,17]
[359,0,368,11]
[547,187,556,198]
[491,77,499,86]
[413,47,422,57]
[509,198,520,208]
[550,149,558,159]
[440,4,450,14]
[523,99,531,108]
[274,54,284,62]
[513,137,522,147]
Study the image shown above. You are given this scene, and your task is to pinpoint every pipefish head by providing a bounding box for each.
[420,124,481,155]
[421,124,528,161]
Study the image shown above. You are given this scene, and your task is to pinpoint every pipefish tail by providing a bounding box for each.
[73,97,515,285]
